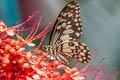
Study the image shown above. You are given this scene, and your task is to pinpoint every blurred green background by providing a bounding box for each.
[0,0,120,79]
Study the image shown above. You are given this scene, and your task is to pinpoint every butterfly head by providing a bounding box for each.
[43,45,55,54]
[43,45,50,52]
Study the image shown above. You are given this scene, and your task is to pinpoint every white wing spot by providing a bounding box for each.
[68,4,71,7]
[57,25,62,30]
[83,62,87,63]
[60,19,67,22]
[67,21,71,24]
[83,57,87,60]
[75,32,80,37]
[76,11,78,13]
[80,52,85,56]
[75,7,78,9]
[60,35,72,41]
[68,13,73,17]
[79,18,81,21]
[80,46,84,49]
[88,55,90,58]
[87,59,90,62]
[63,13,68,17]
[86,47,89,50]
[79,58,83,62]
[62,23,67,28]
[70,5,75,8]
[76,15,78,18]
[71,10,73,12]
[63,29,74,34]
[74,19,78,22]
[61,12,64,16]
[77,27,81,30]
[76,23,79,26]
[83,50,87,53]
[66,25,72,29]
[80,32,82,35]
[81,43,86,46]
[76,3,80,6]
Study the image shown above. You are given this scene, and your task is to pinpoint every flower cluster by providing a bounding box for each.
[0,12,119,80]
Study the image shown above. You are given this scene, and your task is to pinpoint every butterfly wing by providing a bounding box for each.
[56,41,91,64]
[49,1,83,46]
[48,1,91,64]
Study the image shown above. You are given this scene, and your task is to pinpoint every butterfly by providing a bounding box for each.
[43,1,91,64]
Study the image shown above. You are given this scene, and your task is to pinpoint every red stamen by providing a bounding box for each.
[28,16,42,40]
[25,24,37,40]
[7,11,39,31]
[15,27,33,32]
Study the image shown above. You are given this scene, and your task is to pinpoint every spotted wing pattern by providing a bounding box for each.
[49,1,82,46]
[48,1,90,64]
[56,41,90,64]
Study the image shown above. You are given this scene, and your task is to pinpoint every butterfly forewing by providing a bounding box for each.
[46,1,91,64]
[49,1,82,46]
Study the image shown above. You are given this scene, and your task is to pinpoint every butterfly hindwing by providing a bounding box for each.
[49,1,82,46]
[56,41,90,64]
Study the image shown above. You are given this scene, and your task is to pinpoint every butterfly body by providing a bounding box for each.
[44,1,91,64]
